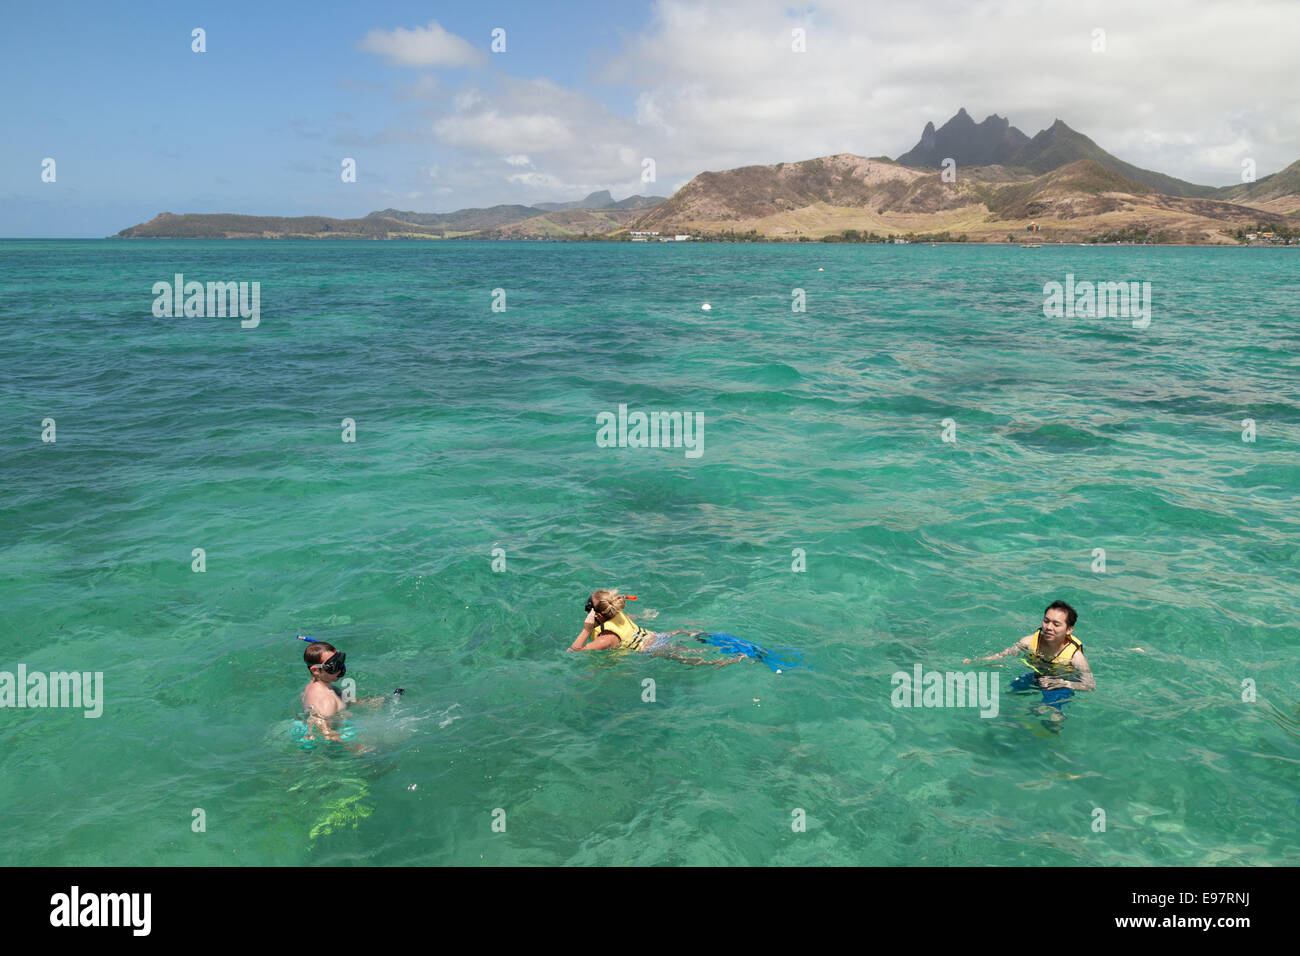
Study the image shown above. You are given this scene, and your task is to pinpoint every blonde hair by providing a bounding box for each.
[590,589,627,622]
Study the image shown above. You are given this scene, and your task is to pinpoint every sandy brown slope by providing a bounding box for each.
[629,156,1297,243]
[1215,160,1300,215]
[636,154,934,227]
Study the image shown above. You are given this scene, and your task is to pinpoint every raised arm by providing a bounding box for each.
[569,610,619,651]
[569,610,594,651]
[963,636,1030,665]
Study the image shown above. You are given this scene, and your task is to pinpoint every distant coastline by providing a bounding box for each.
[112,111,1300,247]
[109,224,1299,246]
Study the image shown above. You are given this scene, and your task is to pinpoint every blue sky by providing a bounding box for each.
[2,0,658,235]
[5,0,1299,237]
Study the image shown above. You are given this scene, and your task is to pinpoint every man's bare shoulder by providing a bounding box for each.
[302,682,344,715]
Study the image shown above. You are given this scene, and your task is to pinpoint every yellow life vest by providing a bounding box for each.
[594,612,654,651]
[1022,630,1082,674]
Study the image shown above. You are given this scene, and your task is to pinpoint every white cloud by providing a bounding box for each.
[359,20,486,68]
[506,171,566,189]
[436,110,578,153]
[594,0,1300,185]
[390,0,1300,209]
[455,88,484,112]
[635,92,671,133]
[424,75,662,202]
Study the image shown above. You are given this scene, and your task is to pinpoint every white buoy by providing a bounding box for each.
[818,268,823,271]
[701,303,711,311]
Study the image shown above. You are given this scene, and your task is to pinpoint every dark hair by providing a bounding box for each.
[304,641,336,669]
[1044,600,1077,628]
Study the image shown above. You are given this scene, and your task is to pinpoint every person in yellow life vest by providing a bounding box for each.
[964,600,1095,710]
[568,590,742,667]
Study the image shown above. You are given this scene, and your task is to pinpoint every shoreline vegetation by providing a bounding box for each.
[107,227,1300,246]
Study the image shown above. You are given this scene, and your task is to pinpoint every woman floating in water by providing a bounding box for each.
[568,590,743,667]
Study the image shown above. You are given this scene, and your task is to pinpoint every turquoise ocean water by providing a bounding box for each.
[0,239,1296,865]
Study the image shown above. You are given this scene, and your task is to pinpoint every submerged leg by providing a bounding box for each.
[661,649,719,666]
[655,648,746,667]
[710,654,747,668]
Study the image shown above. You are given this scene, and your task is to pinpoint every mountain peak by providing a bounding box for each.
[896,109,1031,168]
[533,189,615,212]
[1003,119,1216,197]
[945,108,976,130]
